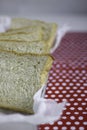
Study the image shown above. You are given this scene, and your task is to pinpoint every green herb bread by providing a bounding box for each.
[0,50,53,114]
[0,18,57,54]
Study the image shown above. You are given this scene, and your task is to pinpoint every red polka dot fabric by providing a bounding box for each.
[38,33,87,130]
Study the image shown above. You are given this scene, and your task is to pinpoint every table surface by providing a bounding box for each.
[38,32,87,130]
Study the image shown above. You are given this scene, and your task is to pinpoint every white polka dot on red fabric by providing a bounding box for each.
[70,126,76,130]
[81,70,86,74]
[76,83,81,86]
[57,121,63,125]
[70,107,75,110]
[79,79,84,83]
[74,121,80,125]
[77,90,82,93]
[62,70,67,74]
[56,69,60,73]
[51,94,56,98]
[65,79,70,82]
[78,116,83,120]
[69,98,74,101]
[56,75,60,79]
[78,107,83,110]
[53,126,58,130]
[58,86,63,90]
[69,83,74,86]
[70,90,74,93]
[62,116,67,119]
[66,103,71,106]
[51,87,56,90]
[49,70,53,74]
[66,121,71,125]
[70,116,75,120]
[44,95,48,98]
[73,94,78,97]
[84,90,87,93]
[49,76,53,80]
[75,70,80,74]
[74,112,79,115]
[58,94,63,98]
[83,83,87,86]
[62,98,67,102]
[54,90,59,94]
[80,86,85,90]
[55,83,60,86]
[58,79,63,82]
[82,112,87,114]
[62,90,67,94]
[53,73,57,76]
[52,79,56,83]
[62,75,67,79]
[47,90,52,94]
[81,102,86,105]
[62,82,67,86]
[74,102,78,106]
[83,122,87,125]
[48,83,53,87]
[62,126,67,130]
[44,126,50,130]
[79,127,85,130]
[56,64,60,68]
[73,86,78,90]
[62,64,66,68]
[72,79,77,82]
[76,76,80,80]
[81,94,85,97]
[66,87,70,90]
[66,94,71,98]
[77,98,82,101]
[82,76,86,80]
[66,112,71,115]
[69,70,73,73]
[54,98,59,102]
[85,98,87,101]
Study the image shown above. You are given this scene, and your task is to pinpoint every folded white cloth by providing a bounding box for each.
[0,86,66,125]
[0,16,11,32]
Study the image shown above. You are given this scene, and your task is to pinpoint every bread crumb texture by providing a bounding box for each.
[0,51,53,113]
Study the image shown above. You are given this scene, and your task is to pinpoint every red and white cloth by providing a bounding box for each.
[38,32,87,130]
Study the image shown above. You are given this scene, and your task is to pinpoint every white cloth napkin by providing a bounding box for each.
[0,16,11,32]
[0,86,66,125]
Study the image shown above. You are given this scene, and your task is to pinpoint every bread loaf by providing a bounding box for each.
[0,50,53,113]
[0,18,55,114]
[0,18,57,54]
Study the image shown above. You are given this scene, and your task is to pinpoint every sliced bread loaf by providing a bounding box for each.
[0,50,53,114]
[0,18,57,54]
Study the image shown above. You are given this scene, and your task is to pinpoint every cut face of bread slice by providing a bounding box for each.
[0,51,53,114]
[0,40,50,54]
[0,30,43,42]
[0,18,57,54]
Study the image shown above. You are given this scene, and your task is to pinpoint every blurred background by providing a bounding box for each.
[0,0,87,31]
[0,0,87,17]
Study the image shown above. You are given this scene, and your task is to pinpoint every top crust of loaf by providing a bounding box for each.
[0,18,57,54]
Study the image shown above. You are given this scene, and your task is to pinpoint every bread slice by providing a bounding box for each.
[0,50,53,114]
[0,29,43,42]
[0,18,57,54]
